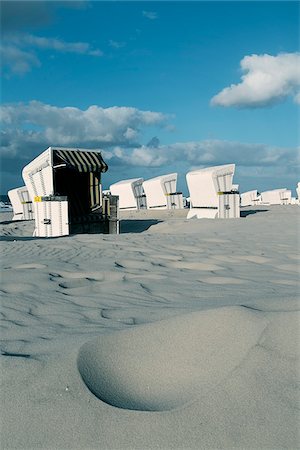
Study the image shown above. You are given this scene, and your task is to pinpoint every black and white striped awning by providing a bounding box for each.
[54,149,108,173]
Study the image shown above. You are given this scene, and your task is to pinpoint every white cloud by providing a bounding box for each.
[211,53,300,108]
[1,101,297,174]
[0,101,168,158]
[1,100,298,193]
[294,92,300,104]
[10,33,103,56]
[113,140,299,170]
[123,127,138,140]
[142,11,158,20]
[1,32,102,75]
[0,43,40,74]
[109,40,126,49]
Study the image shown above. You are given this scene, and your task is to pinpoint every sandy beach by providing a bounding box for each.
[1,205,299,449]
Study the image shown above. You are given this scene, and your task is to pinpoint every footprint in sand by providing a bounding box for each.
[78,306,267,411]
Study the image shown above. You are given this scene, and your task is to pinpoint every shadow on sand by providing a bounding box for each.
[240,209,269,218]
[0,220,161,240]
[120,219,162,233]
[0,235,44,242]
[0,220,15,225]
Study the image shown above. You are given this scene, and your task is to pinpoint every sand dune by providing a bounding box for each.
[78,307,268,411]
[1,205,299,449]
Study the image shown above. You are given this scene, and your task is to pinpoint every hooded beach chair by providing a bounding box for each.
[142,173,183,210]
[240,190,262,207]
[260,188,291,205]
[7,186,34,221]
[110,178,147,210]
[22,147,118,237]
[186,164,240,219]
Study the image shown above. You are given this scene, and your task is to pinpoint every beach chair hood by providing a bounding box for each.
[54,148,108,173]
[22,147,108,199]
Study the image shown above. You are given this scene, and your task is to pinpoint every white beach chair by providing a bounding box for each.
[142,173,183,210]
[279,189,292,205]
[22,147,117,237]
[295,183,300,204]
[0,201,13,212]
[260,188,291,205]
[186,164,240,219]
[110,178,146,210]
[7,186,34,221]
[240,190,262,207]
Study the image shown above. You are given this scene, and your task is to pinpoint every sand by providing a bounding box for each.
[0,205,299,449]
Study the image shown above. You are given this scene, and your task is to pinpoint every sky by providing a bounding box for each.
[1,1,299,196]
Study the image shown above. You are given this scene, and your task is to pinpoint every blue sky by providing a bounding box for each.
[1,1,299,195]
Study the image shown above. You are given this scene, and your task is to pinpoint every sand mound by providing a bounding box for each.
[78,306,267,411]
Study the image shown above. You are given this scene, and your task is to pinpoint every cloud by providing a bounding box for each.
[1,102,297,172]
[97,139,299,194]
[1,1,54,32]
[114,140,299,171]
[294,92,300,105]
[1,1,88,32]
[1,32,102,75]
[1,100,298,193]
[142,11,158,20]
[0,100,169,190]
[147,137,160,148]
[11,33,103,56]
[0,100,168,159]
[109,40,126,49]
[0,43,41,75]
[211,53,300,108]
[1,2,100,76]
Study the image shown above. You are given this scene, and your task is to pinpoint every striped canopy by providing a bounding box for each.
[54,149,108,173]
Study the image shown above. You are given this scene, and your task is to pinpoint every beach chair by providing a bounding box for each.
[186,164,240,219]
[260,188,291,205]
[240,190,262,207]
[7,186,34,221]
[142,173,184,210]
[110,178,147,210]
[0,201,13,212]
[22,147,118,237]
[279,189,292,205]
